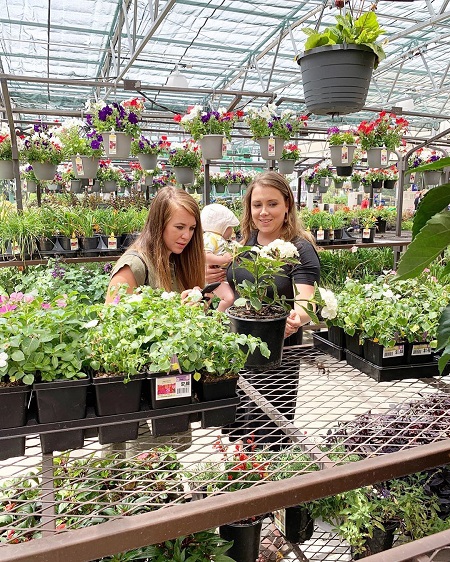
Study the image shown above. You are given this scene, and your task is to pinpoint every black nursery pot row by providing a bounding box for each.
[0,233,140,261]
[0,372,239,461]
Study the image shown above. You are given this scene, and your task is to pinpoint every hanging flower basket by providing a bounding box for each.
[102,132,133,159]
[330,144,357,167]
[256,136,284,160]
[71,156,100,179]
[138,153,158,171]
[297,44,376,115]
[423,170,443,186]
[278,159,296,174]
[31,162,57,181]
[366,148,392,168]
[173,166,195,185]
[198,134,226,160]
[0,160,14,180]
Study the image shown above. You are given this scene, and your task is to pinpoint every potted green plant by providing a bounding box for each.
[174,105,242,160]
[296,9,386,115]
[244,103,308,160]
[357,111,409,167]
[314,164,334,192]
[224,169,246,194]
[278,143,300,175]
[365,169,385,190]
[18,123,64,180]
[210,172,229,195]
[96,160,123,193]
[350,170,363,190]
[0,292,90,454]
[327,126,357,167]
[0,123,14,180]
[168,140,202,185]
[58,117,103,178]
[86,97,145,158]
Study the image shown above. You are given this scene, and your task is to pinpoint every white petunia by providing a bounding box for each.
[128,294,143,303]
[0,351,8,368]
[84,319,99,329]
[161,291,177,300]
[186,289,202,303]
[319,288,338,319]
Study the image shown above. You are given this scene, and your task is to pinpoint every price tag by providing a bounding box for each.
[317,228,325,241]
[325,177,330,187]
[410,172,416,184]
[108,236,117,250]
[155,374,191,401]
[108,133,117,155]
[88,178,94,186]
[268,137,275,157]
[222,137,227,157]
[382,344,404,358]
[70,237,79,251]
[273,509,286,536]
[362,228,371,239]
[380,148,388,166]
[12,240,20,255]
[329,229,334,241]
[411,343,431,356]
[341,145,349,164]
[75,156,84,176]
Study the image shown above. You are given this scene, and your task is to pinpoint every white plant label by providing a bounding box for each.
[383,344,404,358]
[75,156,84,176]
[380,148,388,166]
[268,137,275,157]
[222,137,227,156]
[70,237,79,251]
[108,236,117,250]
[341,145,349,164]
[108,133,117,155]
[411,343,431,356]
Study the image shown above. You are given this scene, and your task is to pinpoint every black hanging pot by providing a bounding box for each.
[335,165,353,177]
[297,44,376,115]
[352,521,397,559]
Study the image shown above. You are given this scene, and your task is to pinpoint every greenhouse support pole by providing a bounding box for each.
[1,78,23,212]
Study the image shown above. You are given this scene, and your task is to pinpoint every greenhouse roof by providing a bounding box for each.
[2,0,450,141]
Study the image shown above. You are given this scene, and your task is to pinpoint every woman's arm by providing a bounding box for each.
[105,265,138,303]
[284,283,315,338]
[205,251,232,267]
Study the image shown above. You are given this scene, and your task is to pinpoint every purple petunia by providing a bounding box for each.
[128,112,138,124]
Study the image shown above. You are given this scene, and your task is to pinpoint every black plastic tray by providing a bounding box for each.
[345,349,443,382]
[312,331,346,361]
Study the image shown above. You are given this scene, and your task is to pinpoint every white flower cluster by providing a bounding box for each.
[186,288,202,303]
[259,239,299,260]
[0,351,7,368]
[318,287,338,319]
[161,291,177,300]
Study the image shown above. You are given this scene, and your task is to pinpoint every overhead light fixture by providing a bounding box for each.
[167,65,189,88]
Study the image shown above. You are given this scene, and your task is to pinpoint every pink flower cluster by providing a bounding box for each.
[0,292,34,314]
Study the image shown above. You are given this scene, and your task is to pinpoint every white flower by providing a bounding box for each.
[351,245,358,253]
[261,239,299,259]
[0,351,8,368]
[319,288,338,320]
[84,319,99,329]
[161,291,177,300]
[186,289,202,303]
[127,294,143,303]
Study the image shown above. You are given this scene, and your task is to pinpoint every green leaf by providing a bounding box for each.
[11,350,25,362]
[406,157,450,173]
[396,212,450,279]
[411,183,450,239]
[437,305,450,351]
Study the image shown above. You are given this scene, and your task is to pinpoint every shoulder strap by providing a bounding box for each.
[124,250,149,285]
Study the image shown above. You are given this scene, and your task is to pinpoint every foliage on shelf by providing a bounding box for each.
[95,160,124,183]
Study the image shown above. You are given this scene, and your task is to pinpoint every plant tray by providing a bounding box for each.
[345,350,445,382]
[312,331,346,361]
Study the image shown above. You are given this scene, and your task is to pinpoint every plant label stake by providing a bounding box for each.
[341,144,349,164]
[70,232,79,251]
[362,228,370,239]
[75,156,84,176]
[317,228,325,241]
[108,132,117,155]
[108,234,117,250]
[268,136,275,157]
[325,176,330,187]
[380,147,388,166]
[222,137,227,156]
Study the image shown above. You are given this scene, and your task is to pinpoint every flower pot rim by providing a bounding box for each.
[225,306,289,322]
[92,372,146,384]
[33,377,90,390]
[297,43,376,61]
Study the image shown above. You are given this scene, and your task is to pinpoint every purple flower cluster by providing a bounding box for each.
[103,262,112,274]
[327,126,341,135]
[51,262,66,279]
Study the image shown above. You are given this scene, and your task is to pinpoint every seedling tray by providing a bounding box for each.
[312,331,346,361]
[345,350,444,382]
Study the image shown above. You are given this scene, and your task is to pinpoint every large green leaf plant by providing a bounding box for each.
[397,156,450,372]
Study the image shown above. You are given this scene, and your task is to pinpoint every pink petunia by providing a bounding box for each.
[23,293,35,303]
[56,299,67,308]
[41,303,51,309]
[9,292,24,302]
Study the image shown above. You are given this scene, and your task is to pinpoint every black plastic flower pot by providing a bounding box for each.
[363,339,406,367]
[226,307,289,371]
[376,218,387,234]
[80,236,100,251]
[328,325,346,348]
[36,236,57,253]
[352,522,397,559]
[313,228,330,246]
[383,179,396,190]
[219,516,263,562]
[0,384,30,460]
[297,44,376,116]
[335,165,353,177]
[147,373,192,437]
[273,505,314,544]
[361,227,376,243]
[92,373,146,445]
[345,332,364,357]
[34,378,89,454]
[194,375,239,429]
[406,341,433,364]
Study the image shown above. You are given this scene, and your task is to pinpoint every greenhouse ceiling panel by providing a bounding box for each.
[2,0,450,135]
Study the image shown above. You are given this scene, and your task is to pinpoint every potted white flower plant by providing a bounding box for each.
[0,123,14,180]
[168,140,202,185]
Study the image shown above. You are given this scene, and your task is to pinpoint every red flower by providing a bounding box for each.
[174,114,182,123]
